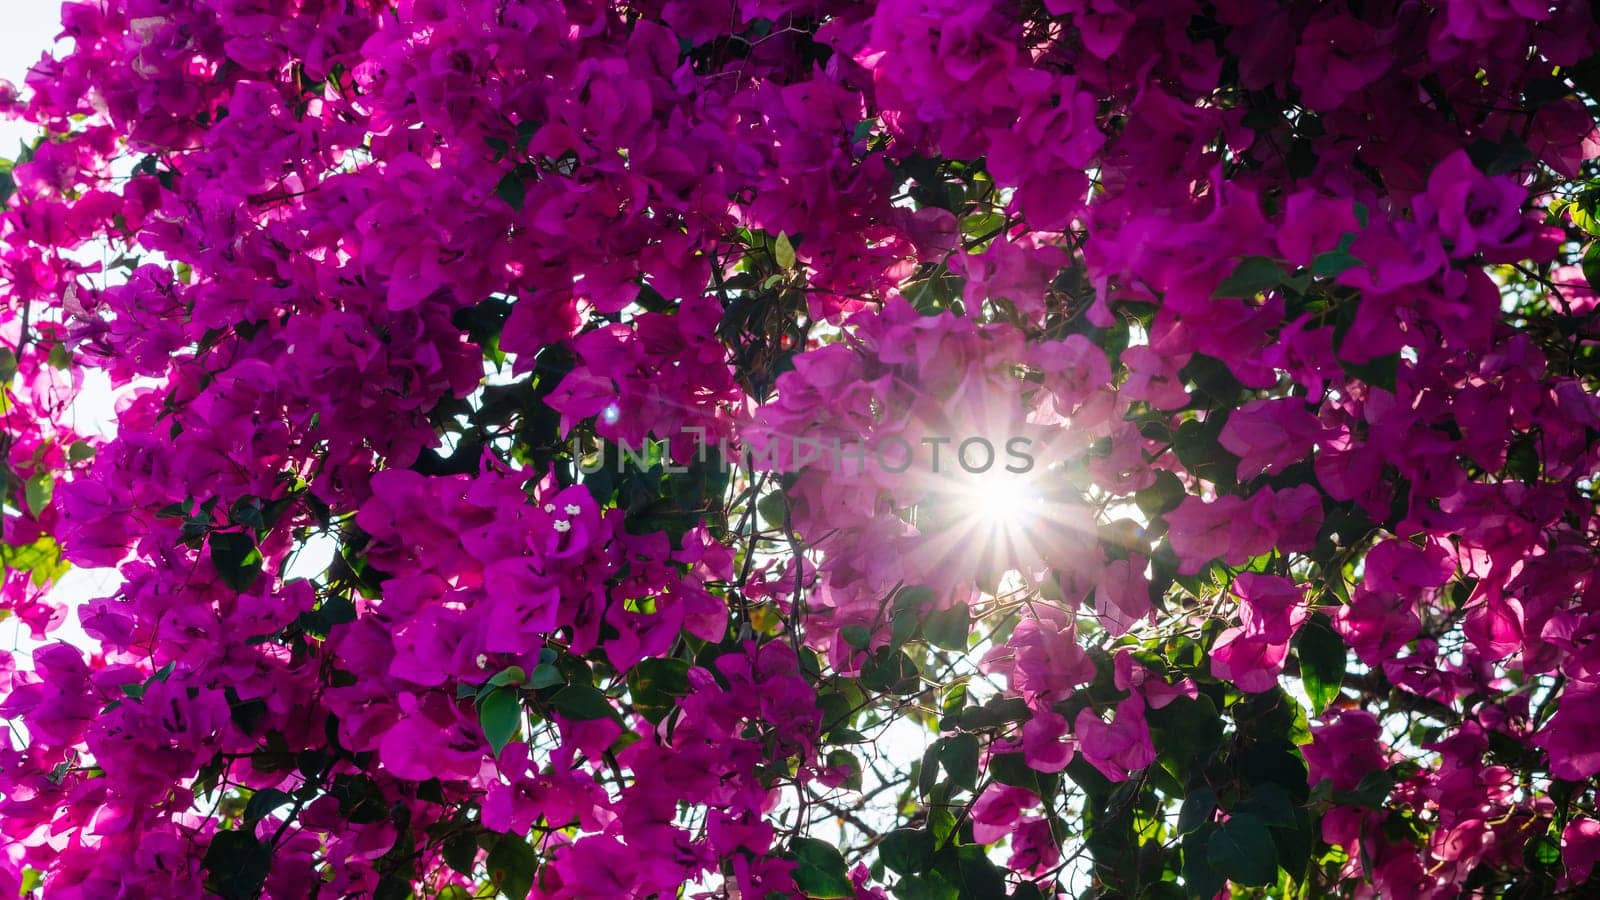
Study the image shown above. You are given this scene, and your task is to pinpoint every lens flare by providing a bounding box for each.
[961,471,1043,536]
[912,465,1093,592]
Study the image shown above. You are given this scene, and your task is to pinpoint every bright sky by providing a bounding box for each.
[0,2,64,149]
[1,5,116,654]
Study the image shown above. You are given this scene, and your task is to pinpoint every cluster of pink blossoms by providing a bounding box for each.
[0,0,1599,898]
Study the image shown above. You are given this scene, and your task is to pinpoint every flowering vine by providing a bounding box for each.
[1,1,1599,898]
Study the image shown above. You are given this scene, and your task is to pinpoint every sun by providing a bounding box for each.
[911,465,1086,592]
[960,471,1044,536]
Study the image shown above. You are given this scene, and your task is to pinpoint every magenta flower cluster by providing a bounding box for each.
[0,0,1598,898]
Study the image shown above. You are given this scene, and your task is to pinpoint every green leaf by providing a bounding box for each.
[1578,240,1599,291]
[840,624,873,650]
[922,604,970,651]
[443,829,479,876]
[1287,137,1317,178]
[818,690,856,738]
[890,604,918,648]
[1341,352,1399,392]
[1177,787,1216,836]
[1467,133,1533,175]
[879,828,936,875]
[1212,256,1287,299]
[826,748,864,790]
[299,594,357,637]
[935,733,979,792]
[1505,433,1541,482]
[956,697,1031,731]
[987,750,1059,797]
[1568,195,1600,236]
[374,875,412,900]
[202,831,273,900]
[477,687,522,756]
[227,497,264,531]
[242,787,292,823]
[1179,354,1246,407]
[927,806,957,845]
[774,231,797,270]
[1009,883,1047,900]
[1271,806,1316,875]
[486,666,526,688]
[1235,782,1298,828]
[1240,738,1311,804]
[918,743,941,798]
[529,663,565,690]
[627,657,689,725]
[960,211,1006,239]
[516,119,540,148]
[1294,613,1346,714]
[891,872,959,900]
[932,845,1006,898]
[860,648,920,695]
[329,773,386,822]
[758,486,790,528]
[938,683,967,723]
[1148,695,1224,771]
[1340,768,1395,809]
[1206,813,1280,887]
[1135,469,1187,518]
[1181,825,1225,900]
[1310,248,1361,277]
[208,531,263,593]
[1171,412,1240,486]
[791,836,853,898]
[416,777,445,806]
[757,489,788,527]
[0,348,15,384]
[24,472,51,515]
[495,172,526,211]
[0,535,68,588]
[485,833,538,900]
[1526,833,1561,867]
[549,684,616,721]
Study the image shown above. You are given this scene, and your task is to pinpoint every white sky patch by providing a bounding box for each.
[0,3,64,149]
[2,9,118,658]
